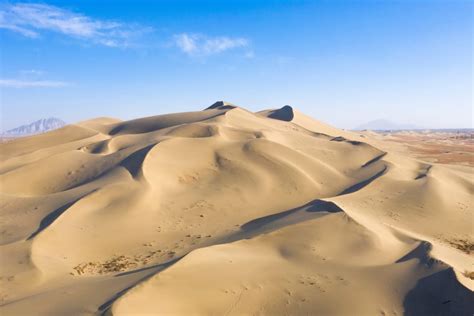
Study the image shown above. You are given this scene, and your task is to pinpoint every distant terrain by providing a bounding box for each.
[361,129,474,166]
[354,119,421,131]
[2,118,66,138]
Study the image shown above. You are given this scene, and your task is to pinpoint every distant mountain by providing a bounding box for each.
[3,118,66,136]
[354,119,421,131]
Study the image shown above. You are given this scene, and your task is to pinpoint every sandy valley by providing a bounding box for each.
[0,102,472,315]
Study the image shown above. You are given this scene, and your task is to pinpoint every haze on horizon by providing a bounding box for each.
[1,0,472,131]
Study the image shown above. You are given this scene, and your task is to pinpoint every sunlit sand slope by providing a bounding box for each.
[1,102,472,315]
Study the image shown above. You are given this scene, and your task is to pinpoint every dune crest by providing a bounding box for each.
[260,105,295,121]
[0,102,472,315]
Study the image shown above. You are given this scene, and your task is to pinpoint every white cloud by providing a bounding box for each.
[0,3,150,47]
[174,33,249,56]
[0,79,69,88]
[174,33,198,54]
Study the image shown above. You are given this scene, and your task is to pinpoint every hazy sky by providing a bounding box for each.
[1,0,472,131]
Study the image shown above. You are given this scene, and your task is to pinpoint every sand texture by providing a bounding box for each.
[0,102,473,315]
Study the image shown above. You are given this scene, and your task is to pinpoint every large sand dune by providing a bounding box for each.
[0,102,472,315]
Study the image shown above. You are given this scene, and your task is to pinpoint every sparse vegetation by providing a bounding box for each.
[463,271,474,280]
[447,239,474,255]
[72,249,178,275]
[73,255,138,275]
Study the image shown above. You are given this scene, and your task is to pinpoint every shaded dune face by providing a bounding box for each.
[0,103,472,315]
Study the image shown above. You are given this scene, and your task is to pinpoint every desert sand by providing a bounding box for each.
[0,102,472,315]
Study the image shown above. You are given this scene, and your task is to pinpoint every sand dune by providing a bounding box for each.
[0,102,472,315]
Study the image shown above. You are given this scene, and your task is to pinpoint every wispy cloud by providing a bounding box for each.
[0,79,70,88]
[0,3,151,47]
[174,33,249,56]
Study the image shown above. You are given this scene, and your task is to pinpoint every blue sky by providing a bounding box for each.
[1,0,472,131]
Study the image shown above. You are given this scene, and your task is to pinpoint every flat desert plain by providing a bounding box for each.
[0,102,473,315]
[363,130,474,167]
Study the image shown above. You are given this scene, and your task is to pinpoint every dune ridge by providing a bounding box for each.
[0,102,472,315]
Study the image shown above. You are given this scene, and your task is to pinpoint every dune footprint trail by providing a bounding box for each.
[0,102,472,315]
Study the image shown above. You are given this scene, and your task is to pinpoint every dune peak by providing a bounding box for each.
[267,105,295,121]
[205,101,236,110]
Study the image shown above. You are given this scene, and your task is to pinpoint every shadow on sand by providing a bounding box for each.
[240,199,342,234]
[339,165,387,196]
[27,193,95,240]
[403,268,474,316]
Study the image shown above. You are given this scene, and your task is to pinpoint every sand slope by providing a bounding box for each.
[0,102,472,315]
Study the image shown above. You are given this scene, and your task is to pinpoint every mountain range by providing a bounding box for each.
[354,119,421,131]
[2,118,66,136]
